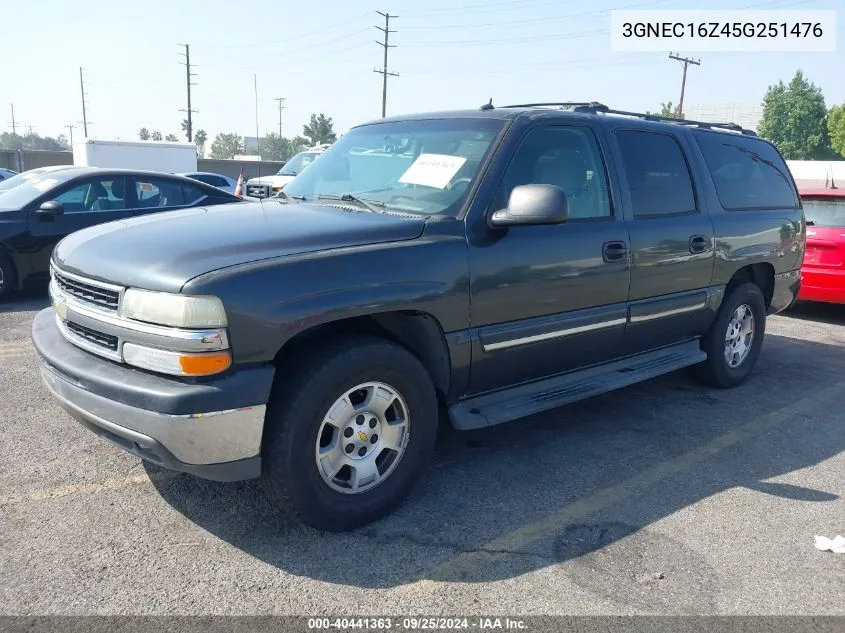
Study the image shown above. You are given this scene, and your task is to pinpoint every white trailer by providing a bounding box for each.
[73,139,198,173]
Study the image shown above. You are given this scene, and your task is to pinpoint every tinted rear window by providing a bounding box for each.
[802,197,845,228]
[694,131,798,210]
[615,130,696,217]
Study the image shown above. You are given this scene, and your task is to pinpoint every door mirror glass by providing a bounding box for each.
[37,200,64,216]
[490,184,569,227]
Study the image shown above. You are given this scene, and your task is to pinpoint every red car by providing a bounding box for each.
[798,185,845,304]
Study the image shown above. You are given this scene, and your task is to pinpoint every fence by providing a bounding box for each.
[0,150,285,181]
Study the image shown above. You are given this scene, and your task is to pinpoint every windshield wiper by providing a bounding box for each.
[316,193,385,213]
[274,190,305,202]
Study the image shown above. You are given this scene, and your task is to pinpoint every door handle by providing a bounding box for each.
[602,241,628,263]
[689,235,711,254]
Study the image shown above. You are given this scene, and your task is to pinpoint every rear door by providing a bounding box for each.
[609,128,716,355]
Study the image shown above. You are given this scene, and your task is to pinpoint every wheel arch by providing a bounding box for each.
[728,262,775,309]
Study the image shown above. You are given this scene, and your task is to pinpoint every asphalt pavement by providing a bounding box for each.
[1,292,843,615]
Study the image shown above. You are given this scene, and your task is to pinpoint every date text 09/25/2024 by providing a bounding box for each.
[307,618,527,630]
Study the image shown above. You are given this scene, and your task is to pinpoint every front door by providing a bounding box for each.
[466,123,631,395]
[27,175,136,276]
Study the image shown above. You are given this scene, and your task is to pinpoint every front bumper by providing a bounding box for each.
[32,308,276,481]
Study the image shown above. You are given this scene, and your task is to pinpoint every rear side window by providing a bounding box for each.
[615,130,696,217]
[194,174,228,187]
[694,132,798,210]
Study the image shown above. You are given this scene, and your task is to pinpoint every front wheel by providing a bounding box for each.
[691,282,766,388]
[262,335,438,531]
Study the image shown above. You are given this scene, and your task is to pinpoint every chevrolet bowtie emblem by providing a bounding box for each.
[358,431,368,442]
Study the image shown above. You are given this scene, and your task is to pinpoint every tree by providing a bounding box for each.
[829,104,845,158]
[194,129,208,157]
[291,136,310,152]
[151,131,163,141]
[645,102,674,117]
[139,128,150,141]
[302,113,337,145]
[165,133,179,142]
[209,132,245,159]
[758,70,833,160]
[180,119,191,141]
[258,133,298,162]
[0,132,69,151]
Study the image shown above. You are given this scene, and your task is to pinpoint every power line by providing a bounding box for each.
[669,53,701,118]
[79,67,91,138]
[274,97,287,138]
[374,11,398,118]
[178,44,199,142]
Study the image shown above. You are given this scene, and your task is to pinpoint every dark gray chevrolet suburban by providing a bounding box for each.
[32,103,805,531]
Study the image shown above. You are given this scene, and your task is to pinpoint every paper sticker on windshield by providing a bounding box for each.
[399,154,467,189]
[33,178,59,192]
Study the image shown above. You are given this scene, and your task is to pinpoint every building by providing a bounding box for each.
[684,103,764,131]
[243,136,260,154]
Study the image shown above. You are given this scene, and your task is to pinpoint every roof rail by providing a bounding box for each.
[593,107,758,136]
[501,102,609,112]
[500,101,757,136]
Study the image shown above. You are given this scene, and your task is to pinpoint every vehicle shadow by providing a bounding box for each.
[147,333,844,592]
[0,286,50,314]
[784,301,845,325]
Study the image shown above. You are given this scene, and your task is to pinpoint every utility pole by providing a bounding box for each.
[178,44,199,142]
[273,97,286,138]
[668,53,700,119]
[79,67,89,137]
[374,11,398,118]
[9,104,16,135]
[66,124,76,147]
[26,125,35,137]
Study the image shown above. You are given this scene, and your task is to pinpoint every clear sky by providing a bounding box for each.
[2,0,842,144]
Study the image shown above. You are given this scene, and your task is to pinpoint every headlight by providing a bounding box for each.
[121,289,227,328]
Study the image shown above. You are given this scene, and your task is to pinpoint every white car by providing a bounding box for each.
[245,146,329,198]
[180,172,238,194]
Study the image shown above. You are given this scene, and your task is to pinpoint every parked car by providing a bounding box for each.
[180,172,238,194]
[0,168,18,181]
[0,167,242,299]
[0,165,77,194]
[245,145,329,198]
[32,103,804,531]
[797,184,845,304]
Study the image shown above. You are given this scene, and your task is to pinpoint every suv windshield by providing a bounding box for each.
[283,118,505,215]
[278,152,320,176]
[802,196,845,227]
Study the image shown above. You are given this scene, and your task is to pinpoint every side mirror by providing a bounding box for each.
[37,200,64,216]
[490,184,569,227]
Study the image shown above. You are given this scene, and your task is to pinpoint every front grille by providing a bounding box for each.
[54,271,120,311]
[65,321,119,351]
[246,184,270,198]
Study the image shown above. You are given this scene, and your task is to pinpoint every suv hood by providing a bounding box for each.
[54,201,426,293]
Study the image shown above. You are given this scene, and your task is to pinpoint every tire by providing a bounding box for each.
[691,281,766,389]
[262,334,439,531]
[0,250,17,301]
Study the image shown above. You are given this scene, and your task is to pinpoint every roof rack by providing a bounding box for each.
[501,102,608,112]
[500,102,757,136]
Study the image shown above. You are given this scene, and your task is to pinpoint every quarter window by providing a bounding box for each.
[615,130,696,217]
[694,131,798,210]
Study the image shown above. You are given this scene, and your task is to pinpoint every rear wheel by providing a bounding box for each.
[262,335,438,531]
[0,251,17,301]
[691,282,766,388]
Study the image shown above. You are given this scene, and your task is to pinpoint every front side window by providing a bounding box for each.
[616,130,697,217]
[53,177,127,213]
[284,118,505,216]
[495,125,612,219]
[694,131,798,210]
[802,196,845,227]
[279,152,320,176]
